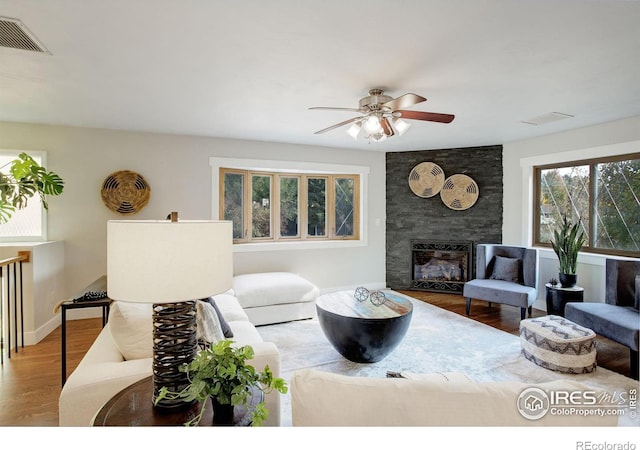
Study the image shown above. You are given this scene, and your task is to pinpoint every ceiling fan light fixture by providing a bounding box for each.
[346,122,361,140]
[393,118,411,136]
[370,132,387,143]
[364,115,383,135]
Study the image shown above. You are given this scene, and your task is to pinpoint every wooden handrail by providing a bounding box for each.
[0,251,30,267]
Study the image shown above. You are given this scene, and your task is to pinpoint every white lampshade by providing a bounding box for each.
[107,220,233,303]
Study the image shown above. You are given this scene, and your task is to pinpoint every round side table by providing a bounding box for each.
[92,376,262,426]
[545,283,584,317]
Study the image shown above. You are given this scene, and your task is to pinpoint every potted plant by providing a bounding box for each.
[550,215,586,288]
[0,152,64,223]
[155,339,287,426]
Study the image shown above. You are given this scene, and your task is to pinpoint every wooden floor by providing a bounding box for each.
[0,291,633,426]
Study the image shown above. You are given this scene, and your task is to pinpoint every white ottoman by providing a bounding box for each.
[519,315,597,374]
[232,272,319,326]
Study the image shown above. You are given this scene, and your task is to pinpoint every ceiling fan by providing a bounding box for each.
[309,88,455,142]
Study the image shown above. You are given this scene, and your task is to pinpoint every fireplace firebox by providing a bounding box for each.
[411,241,473,294]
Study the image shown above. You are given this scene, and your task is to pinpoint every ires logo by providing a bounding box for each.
[517,387,631,421]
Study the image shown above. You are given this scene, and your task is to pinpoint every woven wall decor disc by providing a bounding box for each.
[440,174,479,210]
[408,162,445,198]
[101,170,151,214]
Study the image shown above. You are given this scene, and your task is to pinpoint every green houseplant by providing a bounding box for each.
[550,215,586,287]
[0,152,64,223]
[155,339,287,426]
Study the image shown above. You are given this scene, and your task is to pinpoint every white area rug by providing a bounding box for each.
[256,291,639,427]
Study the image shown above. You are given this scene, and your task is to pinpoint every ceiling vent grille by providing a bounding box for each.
[0,17,49,54]
[521,112,573,126]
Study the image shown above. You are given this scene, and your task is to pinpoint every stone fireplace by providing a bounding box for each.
[411,241,473,294]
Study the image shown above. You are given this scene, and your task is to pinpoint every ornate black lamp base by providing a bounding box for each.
[152,300,198,411]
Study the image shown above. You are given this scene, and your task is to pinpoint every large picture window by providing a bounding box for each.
[220,168,359,244]
[534,153,640,257]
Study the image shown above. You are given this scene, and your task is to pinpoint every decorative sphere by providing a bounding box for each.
[369,290,387,306]
[354,286,369,302]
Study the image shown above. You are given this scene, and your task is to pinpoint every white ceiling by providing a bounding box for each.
[1,0,639,152]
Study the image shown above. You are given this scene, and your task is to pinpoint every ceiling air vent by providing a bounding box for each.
[0,16,49,54]
[521,112,573,126]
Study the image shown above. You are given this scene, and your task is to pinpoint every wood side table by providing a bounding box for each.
[92,376,263,426]
[545,283,584,317]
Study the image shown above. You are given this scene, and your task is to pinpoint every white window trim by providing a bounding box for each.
[210,157,369,252]
[0,149,48,242]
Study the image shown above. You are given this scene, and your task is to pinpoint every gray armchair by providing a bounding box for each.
[565,258,640,380]
[463,244,539,321]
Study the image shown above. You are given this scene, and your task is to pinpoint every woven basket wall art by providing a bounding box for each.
[408,162,445,198]
[440,174,479,210]
[101,170,151,214]
[440,173,480,211]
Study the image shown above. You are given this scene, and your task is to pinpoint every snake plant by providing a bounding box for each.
[550,215,586,275]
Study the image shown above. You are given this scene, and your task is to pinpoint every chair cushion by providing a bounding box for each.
[611,260,640,307]
[565,302,639,351]
[463,279,536,308]
[490,256,521,282]
[108,301,153,360]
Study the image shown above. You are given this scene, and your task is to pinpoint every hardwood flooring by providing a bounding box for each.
[0,292,633,426]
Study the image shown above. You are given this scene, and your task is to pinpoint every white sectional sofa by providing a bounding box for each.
[59,290,281,426]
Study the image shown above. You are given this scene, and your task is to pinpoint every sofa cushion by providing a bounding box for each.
[196,300,225,344]
[212,293,250,322]
[203,297,233,338]
[233,272,319,309]
[227,320,264,347]
[108,301,153,360]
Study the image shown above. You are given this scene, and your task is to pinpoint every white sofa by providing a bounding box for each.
[59,291,281,426]
[291,369,618,426]
[232,272,319,325]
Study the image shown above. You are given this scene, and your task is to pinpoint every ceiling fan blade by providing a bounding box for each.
[380,117,395,137]
[314,116,363,134]
[382,93,427,111]
[396,110,455,123]
[309,107,363,113]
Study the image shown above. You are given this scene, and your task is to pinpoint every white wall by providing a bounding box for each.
[0,121,387,338]
[503,115,640,309]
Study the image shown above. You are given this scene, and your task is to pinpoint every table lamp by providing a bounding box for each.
[107,214,232,410]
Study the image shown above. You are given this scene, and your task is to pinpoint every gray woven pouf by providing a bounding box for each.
[519,315,597,374]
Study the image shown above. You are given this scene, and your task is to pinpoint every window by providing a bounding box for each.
[0,150,46,241]
[220,168,360,244]
[534,153,640,257]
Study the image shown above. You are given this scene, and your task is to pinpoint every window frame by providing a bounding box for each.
[533,152,640,258]
[220,168,360,244]
[211,157,368,252]
[0,149,48,242]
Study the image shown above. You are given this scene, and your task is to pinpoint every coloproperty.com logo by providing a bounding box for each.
[517,386,637,420]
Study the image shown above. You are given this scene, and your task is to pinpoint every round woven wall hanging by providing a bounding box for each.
[408,162,445,198]
[440,174,479,210]
[101,170,151,214]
